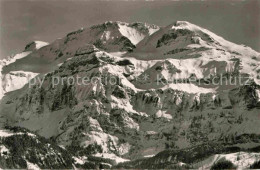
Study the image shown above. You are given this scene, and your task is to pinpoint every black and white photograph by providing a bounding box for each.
[0,0,260,169]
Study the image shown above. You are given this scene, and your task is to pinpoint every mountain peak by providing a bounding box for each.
[133,20,259,60]
[173,20,191,26]
[89,21,159,46]
[24,41,49,52]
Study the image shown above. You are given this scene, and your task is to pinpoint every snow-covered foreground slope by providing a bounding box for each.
[0,21,259,168]
[116,142,260,169]
[0,126,74,169]
[196,152,260,169]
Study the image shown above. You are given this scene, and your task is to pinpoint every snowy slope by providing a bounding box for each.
[24,41,49,51]
[170,21,258,57]
[131,21,260,88]
[134,21,259,57]
[0,52,33,99]
[196,152,260,169]
[118,22,159,45]
[2,71,38,95]
[0,51,32,66]
[0,41,48,100]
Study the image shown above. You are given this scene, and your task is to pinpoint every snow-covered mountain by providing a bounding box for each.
[0,41,49,100]
[0,21,259,169]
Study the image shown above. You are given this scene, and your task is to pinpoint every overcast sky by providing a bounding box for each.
[0,0,259,58]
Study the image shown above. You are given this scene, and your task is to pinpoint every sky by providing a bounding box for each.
[0,0,259,58]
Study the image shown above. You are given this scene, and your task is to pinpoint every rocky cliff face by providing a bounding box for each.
[0,21,259,168]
